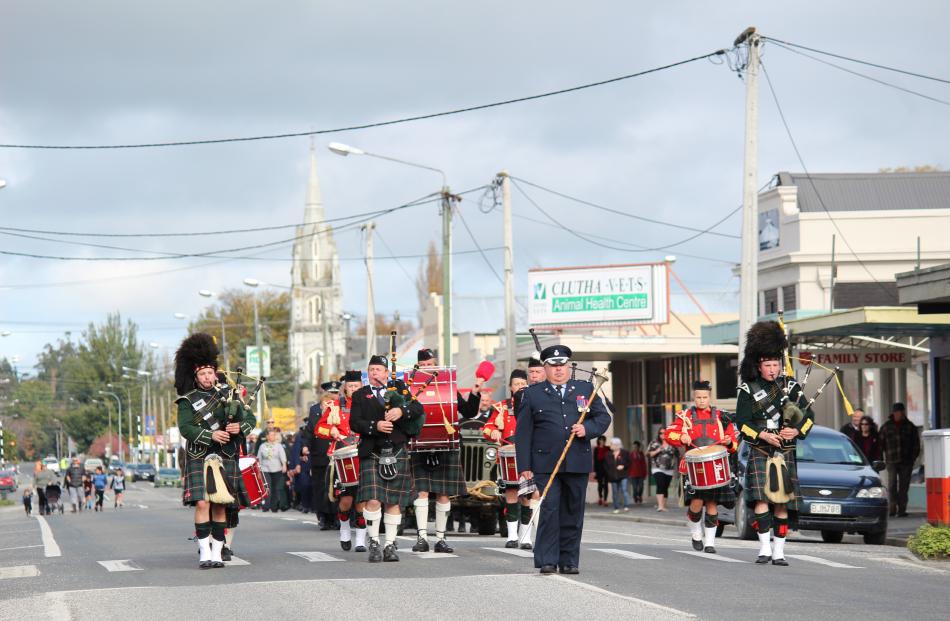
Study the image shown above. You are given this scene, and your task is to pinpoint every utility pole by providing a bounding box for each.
[736,26,761,360]
[829,234,836,312]
[441,189,453,366]
[363,221,376,362]
[498,171,516,378]
[252,293,263,421]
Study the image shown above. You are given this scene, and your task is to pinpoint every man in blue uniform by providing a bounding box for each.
[515,345,611,575]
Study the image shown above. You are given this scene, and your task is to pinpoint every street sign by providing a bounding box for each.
[528,263,669,328]
[246,345,271,377]
[144,415,156,435]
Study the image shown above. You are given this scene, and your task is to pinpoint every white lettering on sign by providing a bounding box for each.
[797,349,911,370]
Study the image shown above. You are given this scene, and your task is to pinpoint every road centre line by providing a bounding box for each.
[34,514,62,557]
[675,550,746,563]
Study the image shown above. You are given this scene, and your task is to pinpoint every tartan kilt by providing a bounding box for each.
[744,444,801,513]
[357,449,412,507]
[182,453,248,508]
[410,449,466,497]
[682,478,736,508]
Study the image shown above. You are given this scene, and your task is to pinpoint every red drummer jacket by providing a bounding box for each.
[482,398,516,444]
[315,398,359,456]
[663,406,738,474]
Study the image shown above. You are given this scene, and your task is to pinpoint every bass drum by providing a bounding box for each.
[407,367,459,452]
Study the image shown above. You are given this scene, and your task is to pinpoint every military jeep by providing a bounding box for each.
[455,419,506,535]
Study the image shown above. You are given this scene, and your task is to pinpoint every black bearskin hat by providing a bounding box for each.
[739,321,786,383]
[175,332,220,395]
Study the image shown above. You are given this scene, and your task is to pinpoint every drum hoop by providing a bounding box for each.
[498,444,517,456]
[686,445,727,460]
[333,444,359,459]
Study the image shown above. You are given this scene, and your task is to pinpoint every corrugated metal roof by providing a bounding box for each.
[776,171,950,212]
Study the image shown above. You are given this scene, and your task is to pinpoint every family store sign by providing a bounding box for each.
[797,349,911,370]
[528,263,669,327]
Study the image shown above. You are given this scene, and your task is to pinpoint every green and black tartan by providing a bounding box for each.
[357,449,412,507]
[410,449,466,497]
[744,444,801,513]
[182,453,248,508]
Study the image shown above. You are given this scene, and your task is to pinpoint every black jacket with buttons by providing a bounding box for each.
[514,379,612,475]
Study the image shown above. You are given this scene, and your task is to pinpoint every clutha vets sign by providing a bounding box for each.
[528,263,669,327]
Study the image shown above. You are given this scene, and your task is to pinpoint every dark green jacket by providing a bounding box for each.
[735,377,814,448]
[177,388,256,460]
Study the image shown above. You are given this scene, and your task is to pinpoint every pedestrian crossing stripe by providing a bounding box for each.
[591,548,661,560]
[483,547,534,558]
[411,552,459,559]
[0,565,39,579]
[674,550,746,563]
[288,551,345,562]
[224,556,250,566]
[786,554,862,569]
[98,560,143,572]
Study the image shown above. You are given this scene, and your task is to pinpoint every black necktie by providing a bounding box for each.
[374,386,384,404]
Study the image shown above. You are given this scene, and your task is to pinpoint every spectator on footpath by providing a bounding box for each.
[23,486,33,517]
[627,441,647,504]
[839,408,864,442]
[93,466,108,512]
[647,429,679,512]
[594,437,609,506]
[605,437,631,513]
[257,429,288,512]
[33,462,50,515]
[293,447,313,513]
[63,457,85,513]
[110,468,126,509]
[854,416,882,463]
[880,402,920,517]
[83,473,94,510]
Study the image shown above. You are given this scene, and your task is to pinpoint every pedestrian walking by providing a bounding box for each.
[839,408,864,442]
[605,438,631,513]
[293,447,313,514]
[647,429,678,512]
[93,466,108,511]
[880,402,920,517]
[83,473,93,510]
[257,429,288,513]
[110,468,126,508]
[63,457,85,513]
[594,437,609,506]
[23,486,33,516]
[627,441,647,504]
[853,416,882,463]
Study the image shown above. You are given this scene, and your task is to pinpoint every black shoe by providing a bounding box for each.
[412,537,429,552]
[520,542,533,551]
[199,560,213,570]
[341,539,352,551]
[704,546,716,554]
[212,560,224,568]
[457,524,468,534]
[559,566,579,575]
[434,539,454,553]
[354,545,367,553]
[755,555,772,564]
[368,541,382,563]
[319,523,333,531]
[539,565,557,575]
[691,538,703,551]
[897,511,909,518]
[221,546,232,561]
[383,544,399,562]
[505,540,519,549]
[772,557,789,566]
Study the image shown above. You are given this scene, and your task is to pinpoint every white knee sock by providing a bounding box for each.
[507,520,520,542]
[703,526,717,548]
[355,528,367,549]
[210,538,223,563]
[340,518,352,543]
[772,536,786,560]
[414,497,429,538]
[383,512,402,547]
[688,517,703,542]
[757,531,772,557]
[435,501,451,540]
[197,537,211,562]
[365,508,383,544]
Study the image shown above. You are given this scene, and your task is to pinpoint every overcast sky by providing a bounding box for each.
[2,1,949,370]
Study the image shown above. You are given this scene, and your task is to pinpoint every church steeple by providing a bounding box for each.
[305,137,326,227]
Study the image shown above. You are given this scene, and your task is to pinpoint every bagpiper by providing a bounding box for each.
[315,370,368,552]
[482,368,539,550]
[736,320,815,566]
[176,333,255,569]
[350,355,424,562]
[663,380,738,554]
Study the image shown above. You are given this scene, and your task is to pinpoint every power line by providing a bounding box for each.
[0,51,726,150]
[762,36,950,86]
[767,40,950,108]
[511,176,740,239]
[759,60,898,303]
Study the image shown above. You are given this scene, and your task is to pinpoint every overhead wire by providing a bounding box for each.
[759,59,899,303]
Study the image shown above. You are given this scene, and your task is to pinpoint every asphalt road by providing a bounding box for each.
[1,476,947,621]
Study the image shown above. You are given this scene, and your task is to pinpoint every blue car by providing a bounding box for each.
[718,425,889,545]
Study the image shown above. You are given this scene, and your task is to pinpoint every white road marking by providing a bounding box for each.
[98,560,143,572]
[281,517,299,522]
[0,544,44,551]
[583,528,682,543]
[0,565,40,579]
[224,556,250,566]
[301,521,319,526]
[288,551,344,562]
[483,546,534,558]
[675,550,746,563]
[34,514,61,557]
[136,504,149,509]
[868,556,950,574]
[592,548,661,560]
[549,575,697,619]
[411,552,459,559]
[787,554,862,569]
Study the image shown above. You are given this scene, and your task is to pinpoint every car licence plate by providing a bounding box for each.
[810,502,842,515]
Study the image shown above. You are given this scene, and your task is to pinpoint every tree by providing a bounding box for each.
[415,241,443,314]
[355,313,415,338]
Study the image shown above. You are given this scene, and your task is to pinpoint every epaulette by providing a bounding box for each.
[737,383,751,394]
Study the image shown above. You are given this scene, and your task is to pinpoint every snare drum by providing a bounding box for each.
[407,367,460,452]
[239,456,269,508]
[497,444,519,487]
[332,444,360,488]
[684,445,731,490]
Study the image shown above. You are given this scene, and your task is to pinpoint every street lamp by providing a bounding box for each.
[109,381,136,464]
[243,278,264,420]
[90,398,112,459]
[98,390,123,462]
[197,290,229,371]
[328,142,454,364]
[122,366,152,456]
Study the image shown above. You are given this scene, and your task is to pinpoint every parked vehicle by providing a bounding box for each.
[0,469,17,494]
[129,464,156,482]
[154,468,182,487]
[718,425,889,545]
[43,456,60,474]
[108,459,126,476]
[83,458,104,473]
